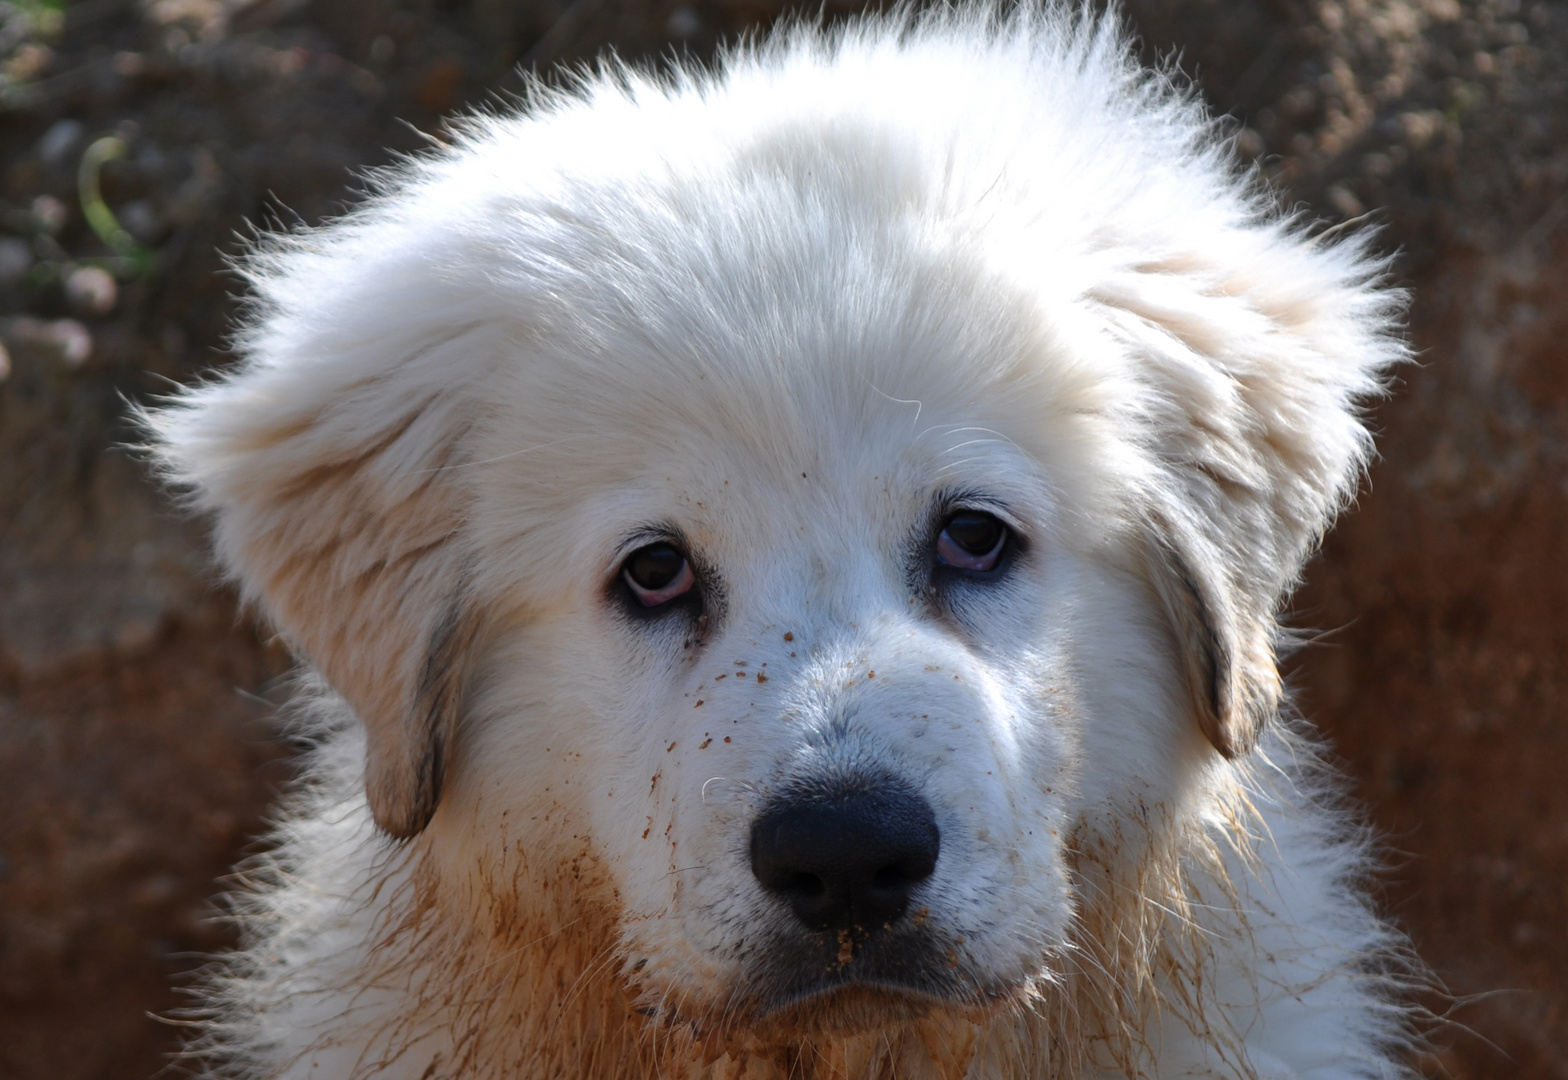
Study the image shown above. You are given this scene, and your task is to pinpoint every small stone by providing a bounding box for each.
[1281,84,1317,118]
[30,194,68,234]
[1326,183,1366,218]
[118,200,163,244]
[112,50,146,76]
[7,42,54,82]
[1399,110,1443,150]
[1361,151,1394,178]
[7,316,93,367]
[37,118,85,167]
[66,265,118,316]
[54,320,92,365]
[0,237,32,286]
[1234,127,1265,159]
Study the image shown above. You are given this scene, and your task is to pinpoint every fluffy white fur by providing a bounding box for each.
[150,5,1416,1078]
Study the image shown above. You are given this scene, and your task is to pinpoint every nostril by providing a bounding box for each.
[872,862,918,890]
[749,780,940,933]
[786,872,826,900]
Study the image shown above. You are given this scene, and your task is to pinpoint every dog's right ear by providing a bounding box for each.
[148,266,498,840]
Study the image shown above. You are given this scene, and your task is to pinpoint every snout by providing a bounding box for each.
[684,645,1073,1021]
[749,779,939,933]
[738,768,962,1016]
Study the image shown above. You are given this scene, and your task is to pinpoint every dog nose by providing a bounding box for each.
[749,785,939,933]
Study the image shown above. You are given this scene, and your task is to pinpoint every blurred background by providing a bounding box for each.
[0,0,1562,1076]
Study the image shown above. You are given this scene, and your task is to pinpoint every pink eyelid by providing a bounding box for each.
[626,559,696,606]
[936,527,1004,571]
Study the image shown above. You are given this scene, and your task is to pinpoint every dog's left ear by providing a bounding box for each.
[1144,520,1283,758]
[147,259,498,838]
[1091,236,1405,757]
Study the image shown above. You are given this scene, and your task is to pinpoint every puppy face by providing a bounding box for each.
[151,12,1400,1048]
[425,217,1206,1030]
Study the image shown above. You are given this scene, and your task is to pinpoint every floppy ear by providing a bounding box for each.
[148,247,499,838]
[1144,521,1282,758]
[1091,238,1404,757]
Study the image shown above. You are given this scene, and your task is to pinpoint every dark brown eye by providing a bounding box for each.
[623,543,696,607]
[936,512,1007,572]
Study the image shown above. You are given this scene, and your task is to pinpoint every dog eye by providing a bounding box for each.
[936,512,1007,572]
[622,543,697,607]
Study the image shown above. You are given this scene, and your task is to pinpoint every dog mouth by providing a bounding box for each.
[729,920,1008,1028]
[635,975,1000,1052]
[741,981,960,1038]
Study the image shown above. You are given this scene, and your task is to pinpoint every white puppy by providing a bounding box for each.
[151,5,1416,1078]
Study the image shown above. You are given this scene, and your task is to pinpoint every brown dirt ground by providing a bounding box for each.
[0,1,1562,1077]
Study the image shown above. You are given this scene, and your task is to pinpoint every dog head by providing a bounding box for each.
[150,9,1402,1039]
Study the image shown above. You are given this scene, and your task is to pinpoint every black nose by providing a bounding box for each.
[749,783,940,933]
